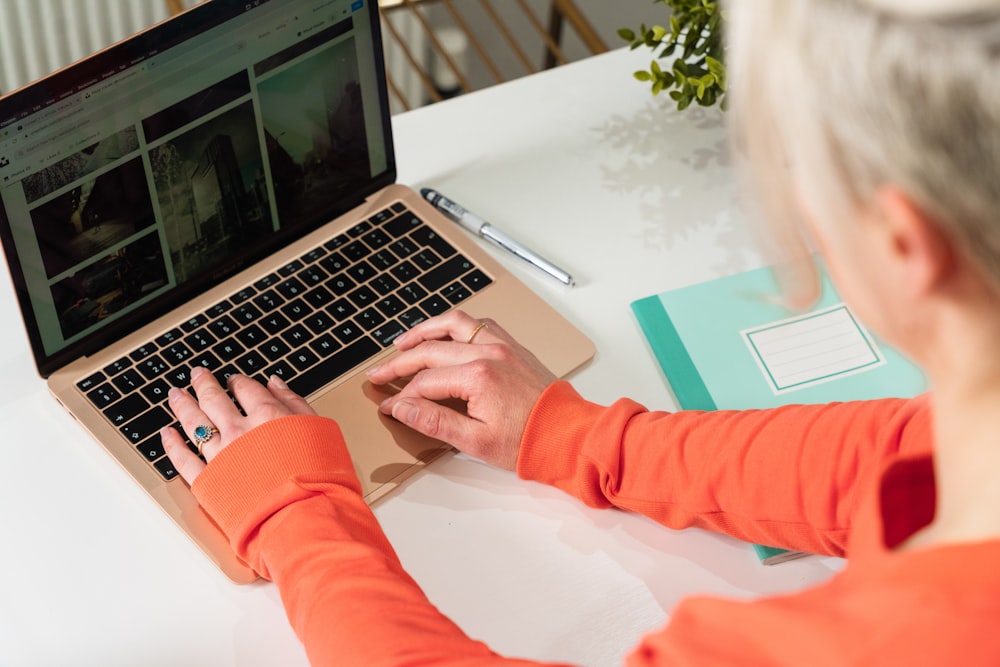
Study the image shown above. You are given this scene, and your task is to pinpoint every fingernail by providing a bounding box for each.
[190,366,207,379]
[168,388,183,401]
[269,374,288,390]
[391,399,418,425]
[365,364,380,377]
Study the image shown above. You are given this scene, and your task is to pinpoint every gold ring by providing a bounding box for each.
[192,424,218,457]
[466,321,488,344]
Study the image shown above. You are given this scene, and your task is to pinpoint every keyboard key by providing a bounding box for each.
[332,322,363,344]
[254,273,280,290]
[232,304,262,325]
[155,328,183,347]
[328,274,357,296]
[399,283,428,304]
[129,343,157,362]
[112,369,145,394]
[235,324,268,347]
[319,251,349,274]
[288,348,320,372]
[412,249,442,271]
[213,340,246,361]
[136,356,170,380]
[88,383,121,408]
[288,337,381,397]
[153,457,179,481]
[260,339,292,361]
[263,360,295,381]
[376,294,405,317]
[356,307,385,331]
[303,285,335,309]
[463,269,493,292]
[370,273,400,296]
[213,364,240,386]
[164,367,193,387]
[281,324,313,347]
[137,434,166,462]
[163,343,193,365]
[389,238,418,259]
[77,371,106,393]
[141,379,171,404]
[278,260,304,277]
[232,286,257,304]
[443,282,473,305]
[419,255,474,291]
[208,315,238,338]
[309,334,341,357]
[281,298,312,321]
[327,298,357,321]
[370,207,395,224]
[103,357,131,377]
[369,249,398,270]
[347,260,376,284]
[399,307,428,329]
[207,301,232,318]
[347,286,376,308]
[276,277,307,300]
[103,393,149,427]
[341,240,371,262]
[389,202,406,214]
[300,265,329,286]
[252,289,284,312]
[323,233,349,250]
[372,320,406,346]
[303,311,335,334]
[191,351,222,371]
[180,313,210,332]
[301,246,327,264]
[347,221,372,238]
[185,329,217,352]
[362,228,391,249]
[411,226,457,259]
[420,294,450,316]
[119,406,172,445]
[236,351,268,375]
[259,312,292,335]
[384,213,421,238]
[391,260,420,283]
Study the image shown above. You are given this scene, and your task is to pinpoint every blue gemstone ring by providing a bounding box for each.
[192,424,219,456]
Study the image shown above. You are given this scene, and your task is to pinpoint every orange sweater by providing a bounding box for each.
[192,381,1000,665]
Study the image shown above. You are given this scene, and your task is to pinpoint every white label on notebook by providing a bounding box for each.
[741,304,885,394]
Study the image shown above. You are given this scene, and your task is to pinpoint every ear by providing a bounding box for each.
[874,187,956,297]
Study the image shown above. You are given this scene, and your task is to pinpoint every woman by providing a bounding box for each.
[162,0,1000,663]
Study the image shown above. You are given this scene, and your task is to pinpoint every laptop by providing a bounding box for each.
[0,0,594,583]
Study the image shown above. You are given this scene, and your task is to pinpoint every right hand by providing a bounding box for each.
[366,311,556,470]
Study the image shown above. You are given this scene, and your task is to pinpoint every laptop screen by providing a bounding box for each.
[0,0,394,377]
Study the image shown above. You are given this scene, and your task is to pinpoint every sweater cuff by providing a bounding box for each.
[192,414,358,542]
[516,380,607,487]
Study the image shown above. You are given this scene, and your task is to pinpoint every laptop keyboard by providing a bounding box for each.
[74,202,492,481]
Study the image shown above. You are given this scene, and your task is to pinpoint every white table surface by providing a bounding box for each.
[0,47,843,667]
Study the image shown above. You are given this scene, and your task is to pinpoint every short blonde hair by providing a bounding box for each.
[727,0,1000,306]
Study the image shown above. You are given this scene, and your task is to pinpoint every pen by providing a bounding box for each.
[421,188,575,286]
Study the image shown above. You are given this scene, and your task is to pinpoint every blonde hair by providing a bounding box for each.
[727,0,1000,307]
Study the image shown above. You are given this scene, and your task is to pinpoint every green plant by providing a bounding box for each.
[619,0,728,111]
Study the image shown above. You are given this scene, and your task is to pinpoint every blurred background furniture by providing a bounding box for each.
[378,0,608,112]
[0,0,186,94]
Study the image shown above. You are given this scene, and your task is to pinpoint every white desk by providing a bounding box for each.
[0,48,842,667]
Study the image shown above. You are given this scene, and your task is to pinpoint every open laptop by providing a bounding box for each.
[0,0,594,583]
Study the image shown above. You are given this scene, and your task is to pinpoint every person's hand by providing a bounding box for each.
[366,311,556,470]
[161,367,317,484]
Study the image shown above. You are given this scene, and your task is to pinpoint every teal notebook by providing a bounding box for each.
[630,264,928,564]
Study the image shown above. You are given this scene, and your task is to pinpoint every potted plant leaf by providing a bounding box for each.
[619,0,728,110]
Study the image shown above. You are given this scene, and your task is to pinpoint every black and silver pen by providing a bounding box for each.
[421,188,575,287]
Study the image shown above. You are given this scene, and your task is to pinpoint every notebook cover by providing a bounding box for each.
[630,264,927,563]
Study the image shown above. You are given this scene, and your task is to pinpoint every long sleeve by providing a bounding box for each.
[516,382,933,557]
[192,414,570,667]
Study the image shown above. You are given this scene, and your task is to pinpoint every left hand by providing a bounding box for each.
[161,367,317,484]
